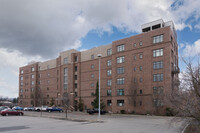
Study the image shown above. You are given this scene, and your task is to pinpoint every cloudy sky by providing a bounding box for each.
[0,0,200,98]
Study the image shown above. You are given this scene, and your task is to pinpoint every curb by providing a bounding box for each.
[24,114,104,123]
[181,123,189,133]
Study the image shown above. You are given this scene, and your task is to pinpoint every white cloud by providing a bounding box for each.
[195,23,200,29]
[182,39,200,57]
[0,48,43,97]
[179,43,185,49]
[0,0,200,59]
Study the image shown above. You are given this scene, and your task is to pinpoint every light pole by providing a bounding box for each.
[97,54,102,119]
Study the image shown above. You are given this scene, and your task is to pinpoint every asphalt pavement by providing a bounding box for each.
[0,111,187,133]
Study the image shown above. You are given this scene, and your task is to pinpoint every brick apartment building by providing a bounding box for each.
[18,19,179,115]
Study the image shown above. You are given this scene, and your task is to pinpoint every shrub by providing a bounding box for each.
[166,107,174,116]
[120,110,125,114]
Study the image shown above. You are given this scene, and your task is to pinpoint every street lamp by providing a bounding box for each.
[97,54,102,119]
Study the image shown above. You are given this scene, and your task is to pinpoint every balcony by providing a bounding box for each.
[172,66,180,74]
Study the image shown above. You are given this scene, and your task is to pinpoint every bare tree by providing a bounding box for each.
[62,92,70,118]
[167,57,200,121]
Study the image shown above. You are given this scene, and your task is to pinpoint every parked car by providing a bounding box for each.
[87,108,106,115]
[35,106,48,111]
[12,106,23,111]
[34,107,41,111]
[46,107,63,112]
[0,109,23,116]
[24,107,35,111]
[0,106,10,111]
[28,107,35,111]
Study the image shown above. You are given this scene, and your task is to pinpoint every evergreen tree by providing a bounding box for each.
[91,81,105,109]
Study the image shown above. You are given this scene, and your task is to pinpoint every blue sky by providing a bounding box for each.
[0,0,200,98]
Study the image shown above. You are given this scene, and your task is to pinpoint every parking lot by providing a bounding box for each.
[0,111,187,133]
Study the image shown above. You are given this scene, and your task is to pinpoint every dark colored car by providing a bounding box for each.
[0,109,24,116]
[87,108,106,115]
[46,107,63,112]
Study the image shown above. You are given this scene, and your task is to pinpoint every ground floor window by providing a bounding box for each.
[107,100,112,106]
[117,100,124,106]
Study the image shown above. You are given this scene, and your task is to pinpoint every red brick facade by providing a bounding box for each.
[19,20,179,115]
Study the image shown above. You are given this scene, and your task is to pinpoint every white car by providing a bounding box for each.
[34,107,41,111]
[24,107,28,111]
[35,106,48,111]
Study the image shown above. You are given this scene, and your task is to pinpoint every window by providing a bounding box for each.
[75,75,78,80]
[139,54,143,59]
[139,78,143,82]
[47,80,50,84]
[107,100,112,106]
[90,83,94,87]
[117,100,124,106]
[117,56,125,63]
[133,43,136,47]
[47,65,50,69]
[153,35,163,44]
[31,81,34,85]
[91,74,94,78]
[91,64,94,69]
[91,92,95,96]
[75,83,77,88]
[31,88,34,92]
[20,76,23,80]
[153,48,163,57]
[117,78,125,85]
[117,44,125,52]
[117,67,124,74]
[140,66,142,71]
[153,86,163,94]
[75,66,77,72]
[153,61,163,70]
[64,57,68,64]
[75,56,78,62]
[91,54,94,59]
[134,55,136,60]
[107,90,112,96]
[107,60,112,66]
[140,90,142,94]
[31,67,35,72]
[39,74,41,78]
[153,73,163,82]
[20,70,24,74]
[139,41,142,46]
[107,80,112,86]
[134,67,136,71]
[107,48,112,56]
[117,89,124,96]
[153,99,163,107]
[47,95,49,98]
[47,73,50,77]
[107,70,112,76]
[20,89,23,93]
[47,87,49,91]
[31,74,34,79]
[64,68,68,90]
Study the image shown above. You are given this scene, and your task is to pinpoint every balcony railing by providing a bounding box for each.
[172,66,180,74]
